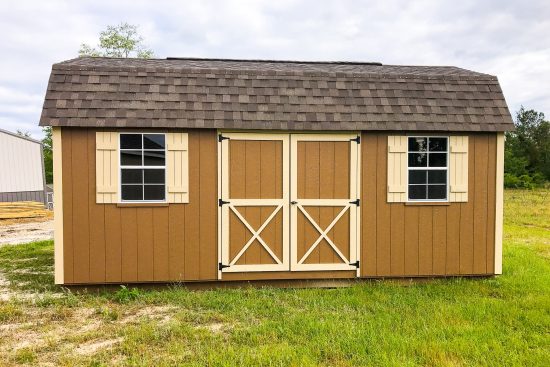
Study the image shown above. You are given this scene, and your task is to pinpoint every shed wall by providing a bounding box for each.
[60,128,218,283]
[58,128,498,284]
[360,132,497,277]
[0,131,44,193]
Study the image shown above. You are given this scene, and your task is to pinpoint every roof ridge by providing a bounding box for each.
[166,57,383,66]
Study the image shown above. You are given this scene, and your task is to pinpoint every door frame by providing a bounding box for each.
[217,132,290,277]
[290,134,361,273]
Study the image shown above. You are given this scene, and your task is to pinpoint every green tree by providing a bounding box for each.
[504,106,550,187]
[79,22,154,58]
[42,126,53,184]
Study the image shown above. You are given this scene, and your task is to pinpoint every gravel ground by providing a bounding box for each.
[0,220,54,246]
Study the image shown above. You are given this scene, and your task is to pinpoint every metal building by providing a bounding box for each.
[0,128,47,205]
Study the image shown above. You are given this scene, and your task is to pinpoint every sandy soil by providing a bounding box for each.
[0,219,54,246]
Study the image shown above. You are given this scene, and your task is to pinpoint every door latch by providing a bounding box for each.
[291,201,298,205]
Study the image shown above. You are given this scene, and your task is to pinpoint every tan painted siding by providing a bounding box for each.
[59,128,498,284]
[361,132,498,277]
[61,128,217,284]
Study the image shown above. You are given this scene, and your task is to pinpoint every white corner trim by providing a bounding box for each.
[494,133,504,274]
[53,127,64,284]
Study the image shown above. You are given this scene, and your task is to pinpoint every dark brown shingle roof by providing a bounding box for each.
[39,57,514,131]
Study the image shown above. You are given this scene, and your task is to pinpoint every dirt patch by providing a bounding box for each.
[119,305,177,325]
[201,322,226,333]
[0,219,53,246]
[0,271,14,301]
[75,337,123,356]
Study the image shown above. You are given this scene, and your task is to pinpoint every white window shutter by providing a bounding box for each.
[96,132,118,203]
[449,136,469,202]
[387,136,407,202]
[167,133,189,203]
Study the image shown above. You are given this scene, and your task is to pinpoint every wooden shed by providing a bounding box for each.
[39,57,514,285]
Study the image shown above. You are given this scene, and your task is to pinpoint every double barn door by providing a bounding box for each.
[218,133,360,277]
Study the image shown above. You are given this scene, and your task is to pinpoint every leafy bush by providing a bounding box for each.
[113,285,141,303]
[504,107,550,188]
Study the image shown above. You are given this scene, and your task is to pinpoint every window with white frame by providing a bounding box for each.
[408,137,448,201]
[120,133,166,202]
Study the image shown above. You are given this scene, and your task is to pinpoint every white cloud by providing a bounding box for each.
[0,0,549,139]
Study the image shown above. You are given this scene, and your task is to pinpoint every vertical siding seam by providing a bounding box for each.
[87,130,92,282]
[375,135,379,275]
[431,208,434,274]
[444,207,448,275]
[471,137,476,273]
[201,131,203,279]
[152,209,156,280]
[485,135,491,274]
[416,207,420,275]
[70,129,76,281]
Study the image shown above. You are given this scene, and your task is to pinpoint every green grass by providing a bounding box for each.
[0,189,548,366]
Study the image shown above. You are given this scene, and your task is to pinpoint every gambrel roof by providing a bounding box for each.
[40,57,514,132]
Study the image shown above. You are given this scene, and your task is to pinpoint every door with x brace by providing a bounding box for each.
[290,134,360,272]
[218,132,359,275]
[219,133,290,273]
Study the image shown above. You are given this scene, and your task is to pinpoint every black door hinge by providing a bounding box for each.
[350,136,361,144]
[350,199,360,206]
[218,135,230,142]
[218,199,230,207]
[350,260,360,268]
[218,263,230,271]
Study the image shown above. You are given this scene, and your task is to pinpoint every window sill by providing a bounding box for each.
[116,203,169,208]
[405,202,451,206]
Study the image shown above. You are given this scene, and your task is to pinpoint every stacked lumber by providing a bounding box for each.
[0,201,48,219]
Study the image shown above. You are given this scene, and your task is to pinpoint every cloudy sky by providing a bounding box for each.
[1,0,549,139]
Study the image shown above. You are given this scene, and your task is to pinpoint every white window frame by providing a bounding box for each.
[407,136,449,202]
[119,132,168,203]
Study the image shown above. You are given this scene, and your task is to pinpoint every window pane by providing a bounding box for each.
[121,185,143,201]
[409,170,427,184]
[121,169,143,184]
[144,151,165,166]
[144,169,165,184]
[144,185,165,200]
[120,134,142,149]
[429,153,447,167]
[428,170,447,184]
[429,138,447,152]
[408,137,427,152]
[121,150,142,166]
[144,134,165,149]
[408,153,427,167]
[409,185,427,200]
[428,185,447,200]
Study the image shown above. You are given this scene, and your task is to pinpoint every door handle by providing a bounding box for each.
[291,201,298,205]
